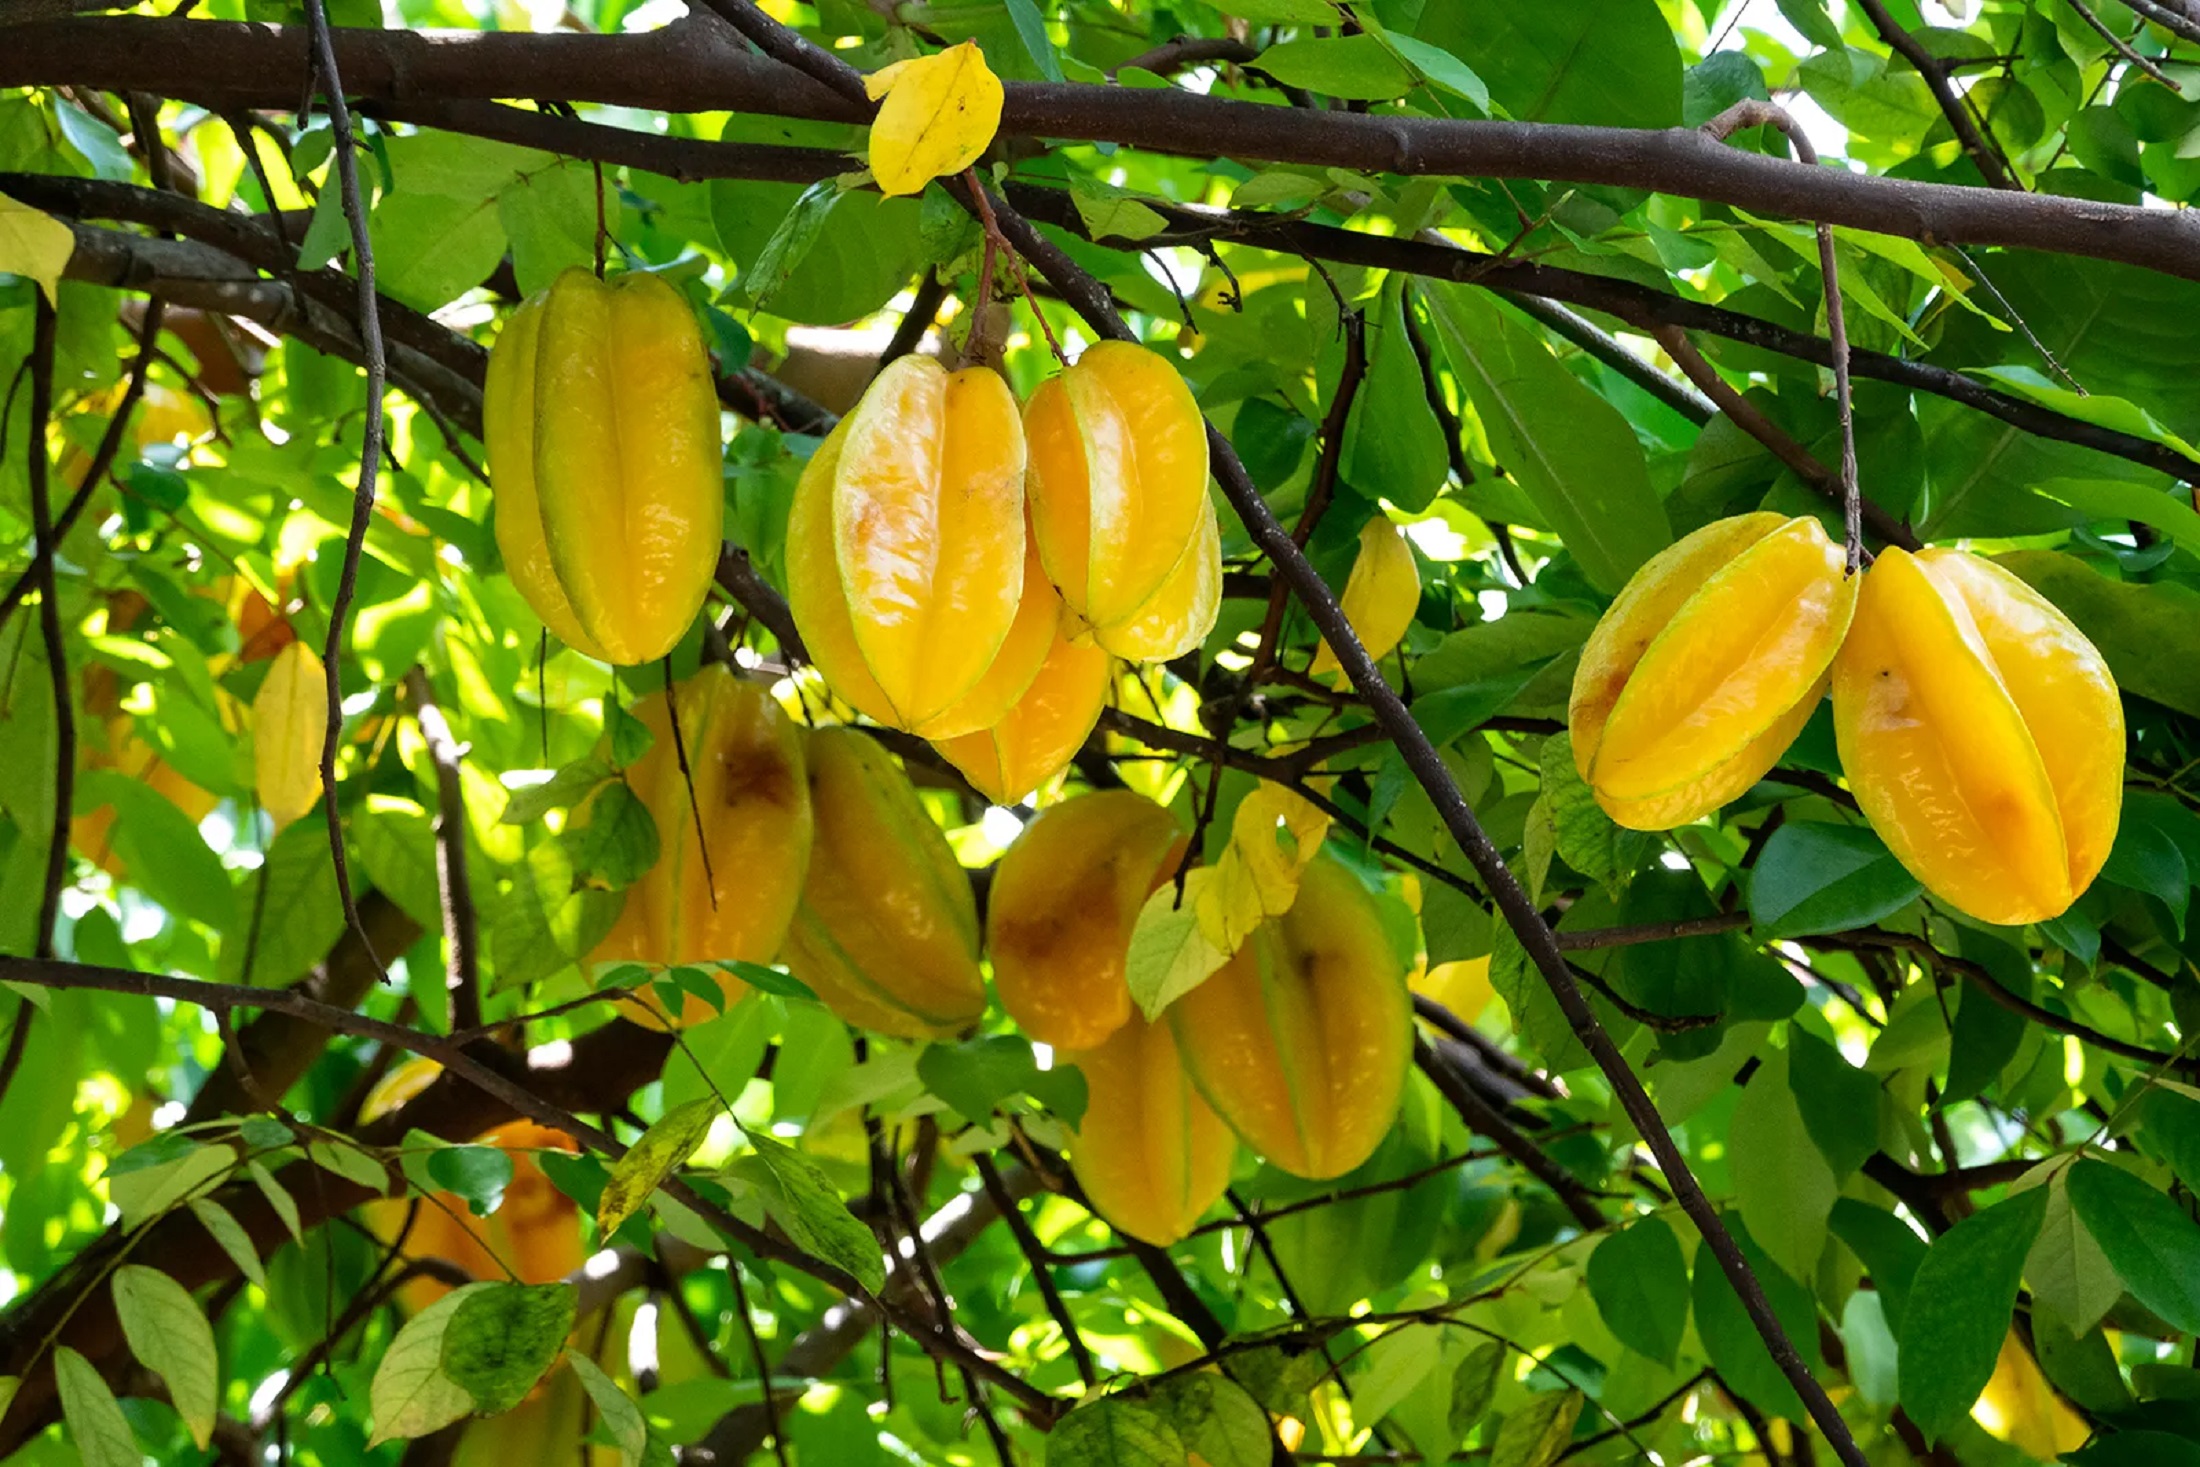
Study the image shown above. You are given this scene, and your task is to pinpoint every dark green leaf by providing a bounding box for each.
[2066,1157,2200,1335]
[1897,1184,2049,1441]
[440,1283,577,1416]
[742,1131,886,1294]
[1692,1214,1820,1419]
[1145,1374,1267,1467]
[918,1035,1088,1128]
[1418,0,1681,128]
[1585,1215,1689,1365]
[1748,821,1921,940]
[1996,554,2200,719]
[562,782,660,891]
[1047,1395,1185,1467]
[1787,1030,1882,1178]
[426,1143,513,1218]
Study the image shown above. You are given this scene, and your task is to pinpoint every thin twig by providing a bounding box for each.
[2065,0,2181,86]
[303,0,390,979]
[725,1260,791,1467]
[402,669,480,1033]
[988,181,1872,1467]
[1701,101,1864,574]
[1854,0,2019,189]
[973,1155,1095,1387]
[26,299,73,965]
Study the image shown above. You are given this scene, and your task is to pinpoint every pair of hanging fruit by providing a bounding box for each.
[1570,513,2122,925]
[787,342,1219,805]
[588,668,984,1039]
[987,792,1411,1243]
[486,268,723,666]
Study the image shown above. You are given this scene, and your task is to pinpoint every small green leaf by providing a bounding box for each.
[499,758,614,826]
[745,179,842,307]
[2027,1168,2122,1338]
[426,1143,514,1218]
[917,1034,1087,1128]
[597,1097,720,1240]
[1254,35,1416,100]
[563,782,661,891]
[1449,1341,1505,1438]
[1586,1216,1690,1366]
[1898,1184,2050,1441]
[715,958,817,1001]
[189,1197,267,1289]
[604,701,655,769]
[111,1264,219,1449]
[441,1282,577,1416]
[1729,1047,1837,1283]
[1126,879,1231,1021]
[1071,180,1168,241]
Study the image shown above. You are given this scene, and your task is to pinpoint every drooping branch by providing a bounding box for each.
[1853,0,2018,190]
[25,298,74,965]
[7,16,2200,281]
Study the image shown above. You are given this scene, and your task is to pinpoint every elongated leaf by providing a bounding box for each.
[1422,283,1670,594]
[1730,1048,1837,1283]
[568,1352,647,1465]
[112,1264,219,1448]
[597,1097,719,1239]
[1749,821,1920,939]
[2066,1158,2200,1335]
[743,1131,886,1294]
[369,1284,487,1446]
[441,1282,577,1415]
[54,1346,139,1467]
[1898,1184,2049,1441]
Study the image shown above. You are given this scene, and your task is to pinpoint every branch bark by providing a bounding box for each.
[7,17,2200,281]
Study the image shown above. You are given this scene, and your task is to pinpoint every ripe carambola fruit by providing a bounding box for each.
[486,268,723,666]
[360,1061,583,1313]
[1167,854,1411,1180]
[780,727,987,1039]
[1024,341,1221,661]
[988,791,1188,1050]
[932,548,1112,805]
[785,355,1028,733]
[1570,512,1858,831]
[1065,1010,1235,1245]
[1832,547,2122,925]
[590,667,812,1019]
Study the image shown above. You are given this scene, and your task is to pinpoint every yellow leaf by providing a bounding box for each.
[0,193,75,306]
[253,641,328,829]
[1310,517,1420,684]
[865,40,1004,197]
[1195,785,1332,953]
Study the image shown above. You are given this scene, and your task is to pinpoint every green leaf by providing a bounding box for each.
[1897,1184,2049,1441]
[1422,283,1671,594]
[1489,1389,1583,1467]
[426,1143,514,1218]
[354,799,443,933]
[2066,1157,2200,1335]
[1419,0,1681,128]
[110,1140,237,1229]
[1222,0,1339,21]
[369,1284,488,1446]
[223,816,345,986]
[740,1132,885,1293]
[1146,1374,1269,1467]
[1002,0,1063,82]
[1047,1395,1186,1466]
[1254,35,1415,99]
[1786,1029,1882,1179]
[562,781,661,891]
[597,1097,720,1239]
[189,1197,267,1289]
[2027,477,2200,560]
[1384,34,1490,111]
[497,158,614,298]
[716,958,816,1001]
[1448,1340,1505,1437]
[2066,1433,2200,1467]
[1729,1047,1837,1284]
[2027,1168,2123,1339]
[499,758,614,826]
[1334,281,1448,512]
[917,1034,1088,1128]
[368,190,507,312]
[1537,731,1658,897]
[743,179,841,308]
[567,1352,647,1466]
[1586,1215,1690,1366]
[111,1264,219,1449]
[1748,821,1921,940]
[1071,180,1168,242]
[1996,550,2200,718]
[73,770,234,931]
[1348,1324,1442,1430]
[441,1282,577,1416]
[54,1345,140,1467]
[1692,1214,1820,1418]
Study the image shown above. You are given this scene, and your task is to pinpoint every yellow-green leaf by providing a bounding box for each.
[0,193,74,305]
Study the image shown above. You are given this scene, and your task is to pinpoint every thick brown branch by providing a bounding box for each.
[8,17,2200,281]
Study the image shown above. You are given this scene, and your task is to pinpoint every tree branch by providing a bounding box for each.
[25,296,73,965]
[1854,0,2018,189]
[8,17,2200,281]
[402,669,480,1033]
